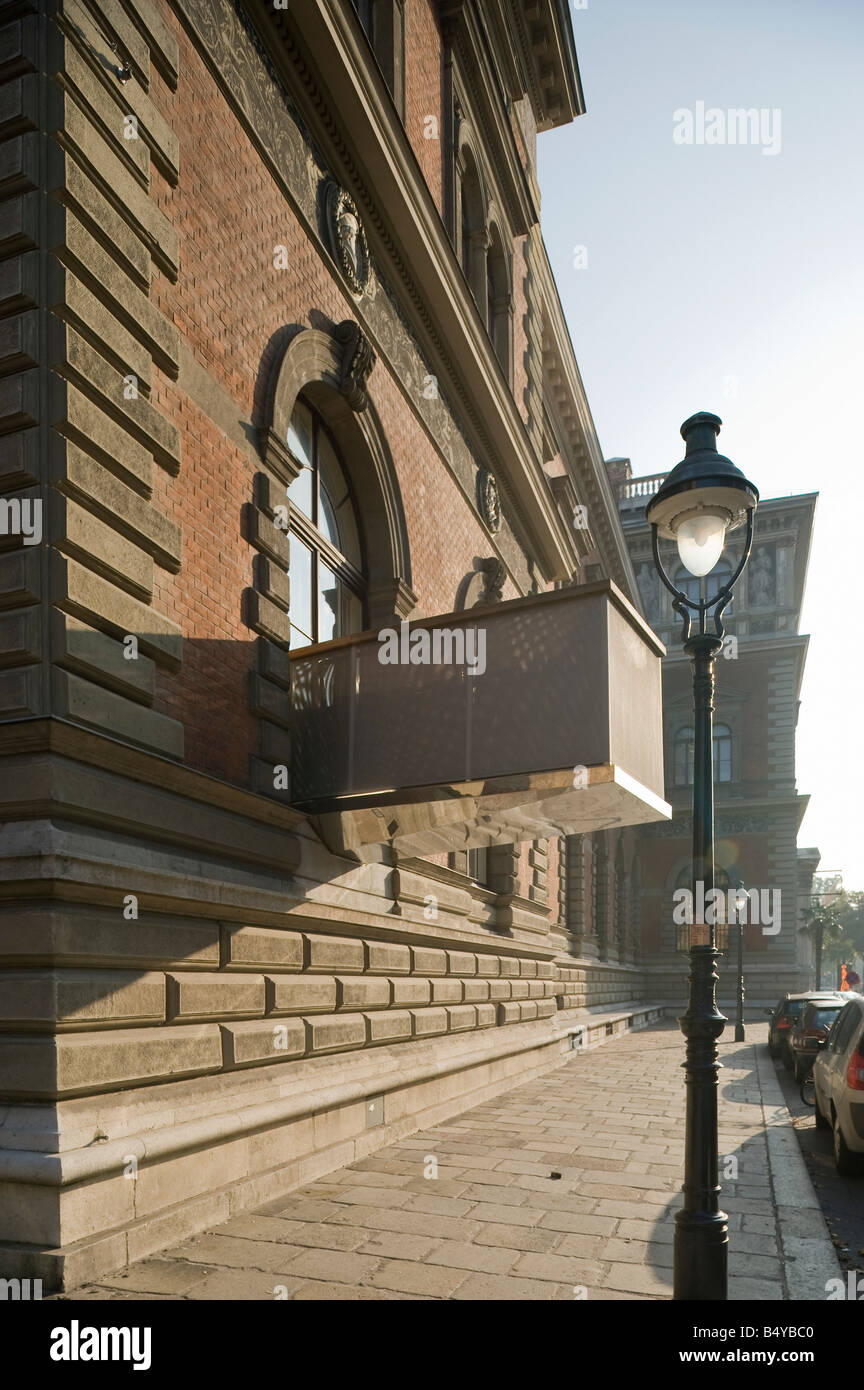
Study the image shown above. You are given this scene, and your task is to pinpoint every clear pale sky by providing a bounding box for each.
[538,0,864,888]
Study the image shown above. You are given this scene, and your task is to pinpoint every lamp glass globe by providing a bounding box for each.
[676,512,727,577]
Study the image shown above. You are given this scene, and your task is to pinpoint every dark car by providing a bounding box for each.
[790,998,851,1082]
[765,992,847,1069]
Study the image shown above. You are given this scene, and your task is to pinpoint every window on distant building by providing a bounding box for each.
[674,561,734,614]
[285,398,365,649]
[673,724,734,787]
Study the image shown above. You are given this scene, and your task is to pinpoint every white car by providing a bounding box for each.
[813,995,864,1175]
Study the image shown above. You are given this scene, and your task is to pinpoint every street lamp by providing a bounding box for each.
[733,881,748,1044]
[647,412,758,1302]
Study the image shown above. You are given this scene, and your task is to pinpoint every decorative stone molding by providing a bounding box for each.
[324,180,371,295]
[334,318,376,411]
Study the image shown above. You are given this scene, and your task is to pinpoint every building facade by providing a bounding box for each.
[613,458,818,1012]
[0,0,673,1287]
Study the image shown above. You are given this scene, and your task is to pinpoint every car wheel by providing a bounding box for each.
[833,1113,864,1175]
[814,1094,831,1130]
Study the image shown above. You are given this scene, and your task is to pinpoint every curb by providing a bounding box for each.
[755,1044,842,1300]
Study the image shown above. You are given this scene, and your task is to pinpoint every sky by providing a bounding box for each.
[538,0,864,888]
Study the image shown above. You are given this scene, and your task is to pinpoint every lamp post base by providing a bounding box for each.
[674,1210,729,1300]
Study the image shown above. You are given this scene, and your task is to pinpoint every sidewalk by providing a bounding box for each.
[62,1021,839,1301]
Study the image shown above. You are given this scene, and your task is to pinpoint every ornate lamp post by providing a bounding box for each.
[646,413,758,1302]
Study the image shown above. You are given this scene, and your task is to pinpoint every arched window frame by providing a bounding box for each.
[257,322,415,632]
[285,397,366,649]
[486,215,513,378]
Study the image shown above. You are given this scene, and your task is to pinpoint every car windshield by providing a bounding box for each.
[784,1001,806,1019]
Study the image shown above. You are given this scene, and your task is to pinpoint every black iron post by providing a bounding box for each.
[674,631,728,1301]
[646,411,758,1302]
[735,919,746,1043]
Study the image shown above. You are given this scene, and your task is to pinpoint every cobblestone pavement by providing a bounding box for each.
[63,1020,836,1301]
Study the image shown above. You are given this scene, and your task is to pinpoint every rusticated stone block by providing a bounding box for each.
[497,1002,521,1025]
[462,979,489,1002]
[409,1006,449,1037]
[536,962,554,979]
[519,1001,538,1021]
[304,934,364,974]
[499,958,520,977]
[445,1004,476,1032]
[223,925,303,972]
[0,969,164,1028]
[391,977,430,1006]
[528,981,545,998]
[488,981,511,1002]
[510,980,530,1000]
[476,1003,496,1028]
[52,668,184,759]
[446,951,476,976]
[0,1025,222,1099]
[367,1009,412,1044]
[306,1012,366,1054]
[366,941,410,974]
[476,954,500,977]
[411,946,447,975]
[221,1018,306,1068]
[536,999,557,1019]
[431,978,461,1004]
[519,960,538,977]
[167,972,265,1022]
[267,975,336,1014]
[337,976,390,1010]
[0,907,219,969]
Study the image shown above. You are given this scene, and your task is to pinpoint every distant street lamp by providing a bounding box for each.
[733,882,748,1043]
[647,413,758,1302]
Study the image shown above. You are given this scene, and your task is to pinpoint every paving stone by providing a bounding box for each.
[99,1260,211,1295]
[426,1241,520,1274]
[452,1273,569,1301]
[282,1248,381,1283]
[473,1224,563,1254]
[365,1260,468,1297]
[165,1234,306,1272]
[467,1203,542,1227]
[186,1270,305,1300]
[512,1252,608,1284]
[355,1232,441,1261]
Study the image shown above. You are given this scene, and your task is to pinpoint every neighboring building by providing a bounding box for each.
[0,1,669,1287]
[613,457,818,1011]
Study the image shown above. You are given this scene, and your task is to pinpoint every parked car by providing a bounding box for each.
[812,994,864,1175]
[790,999,850,1082]
[765,992,847,1069]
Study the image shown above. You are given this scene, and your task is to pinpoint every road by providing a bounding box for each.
[773,1049,864,1283]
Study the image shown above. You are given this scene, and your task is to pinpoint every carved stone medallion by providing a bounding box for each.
[325,181,370,294]
[478,469,501,534]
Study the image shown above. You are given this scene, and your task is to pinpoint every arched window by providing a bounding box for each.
[673,725,733,786]
[286,398,365,648]
[458,148,486,304]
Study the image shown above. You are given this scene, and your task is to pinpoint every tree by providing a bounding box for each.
[800,894,847,987]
